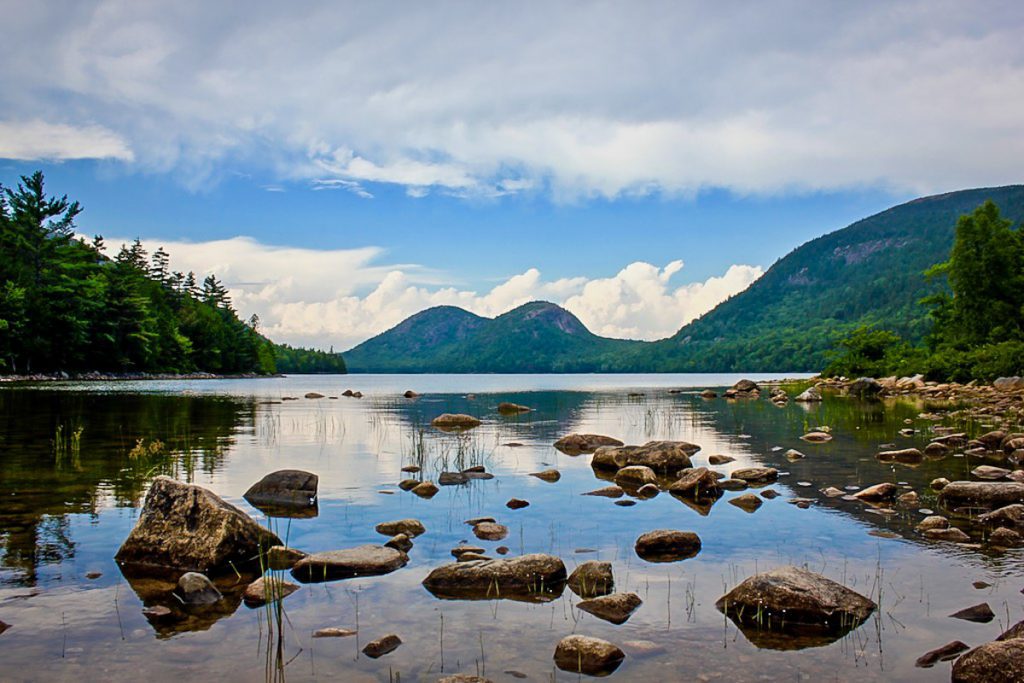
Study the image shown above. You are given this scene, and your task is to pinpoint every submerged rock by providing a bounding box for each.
[438,676,493,683]
[716,566,875,643]
[177,572,222,605]
[634,530,701,562]
[553,635,625,676]
[312,627,357,638]
[266,546,307,570]
[915,640,970,668]
[115,476,282,575]
[362,634,402,658]
[243,576,299,607]
[567,561,614,598]
[497,402,531,415]
[243,469,318,509]
[952,639,1024,683]
[431,414,482,430]
[801,431,833,443]
[291,545,408,583]
[577,592,643,625]
[553,433,624,454]
[591,441,699,475]
[422,554,567,602]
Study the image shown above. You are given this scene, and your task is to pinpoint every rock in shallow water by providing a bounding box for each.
[915,640,970,668]
[940,481,1024,508]
[177,572,222,605]
[422,554,567,602]
[375,519,425,538]
[634,530,701,562]
[952,639,1024,682]
[243,576,299,607]
[290,545,409,583]
[116,477,282,575]
[553,433,624,454]
[243,469,318,509]
[567,560,614,598]
[553,635,625,676]
[950,602,995,623]
[576,592,643,625]
[362,634,402,658]
[591,441,698,474]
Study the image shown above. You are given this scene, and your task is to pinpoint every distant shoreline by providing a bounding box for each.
[0,371,283,383]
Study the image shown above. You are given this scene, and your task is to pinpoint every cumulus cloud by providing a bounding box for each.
[109,236,761,349]
[2,2,1023,196]
[0,120,133,161]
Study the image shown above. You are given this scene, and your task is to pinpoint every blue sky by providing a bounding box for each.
[2,2,1022,349]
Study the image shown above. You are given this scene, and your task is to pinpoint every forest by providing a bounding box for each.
[0,171,345,375]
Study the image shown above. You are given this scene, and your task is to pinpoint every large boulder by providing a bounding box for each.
[848,377,883,398]
[553,635,625,676]
[716,566,875,640]
[977,504,1024,529]
[591,440,699,474]
[115,476,282,574]
[732,379,760,393]
[290,545,408,583]
[993,376,1024,392]
[243,469,318,509]
[952,639,1024,683]
[634,530,702,562]
[422,554,566,602]
[939,482,1024,509]
[553,433,624,454]
[794,386,822,402]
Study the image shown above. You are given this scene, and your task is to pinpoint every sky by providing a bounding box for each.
[1,1,1022,350]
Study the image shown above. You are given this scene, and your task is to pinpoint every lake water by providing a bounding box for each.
[0,373,1020,682]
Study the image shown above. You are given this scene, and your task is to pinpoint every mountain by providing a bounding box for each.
[627,184,1024,372]
[344,301,642,372]
[344,185,1024,373]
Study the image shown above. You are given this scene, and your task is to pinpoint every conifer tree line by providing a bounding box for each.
[0,171,345,375]
[826,200,1024,381]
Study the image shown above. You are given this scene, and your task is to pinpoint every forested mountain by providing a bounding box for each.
[345,185,1024,373]
[0,172,345,375]
[344,301,642,372]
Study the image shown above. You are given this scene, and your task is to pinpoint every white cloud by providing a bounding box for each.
[110,235,761,349]
[2,2,1022,197]
[0,120,133,161]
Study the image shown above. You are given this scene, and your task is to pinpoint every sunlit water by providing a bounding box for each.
[0,373,1020,682]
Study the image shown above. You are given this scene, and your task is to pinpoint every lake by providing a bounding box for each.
[0,373,1019,682]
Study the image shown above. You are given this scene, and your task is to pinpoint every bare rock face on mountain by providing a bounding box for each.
[115,477,282,575]
[591,441,699,475]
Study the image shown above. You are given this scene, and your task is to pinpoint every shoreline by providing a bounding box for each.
[0,371,284,383]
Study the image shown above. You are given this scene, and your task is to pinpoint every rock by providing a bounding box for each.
[636,483,660,498]
[398,479,419,491]
[924,528,971,542]
[267,545,307,570]
[438,471,469,485]
[312,627,357,638]
[177,572,223,605]
[615,499,636,507]
[411,481,439,498]
[464,517,495,526]
[582,486,624,498]
[506,498,530,509]
[376,519,425,538]
[614,465,659,488]
[553,433,624,454]
[497,402,531,415]
[401,465,421,473]
[978,504,1024,529]
[915,640,970,668]
[1004,437,1024,453]
[939,482,1024,508]
[291,545,409,583]
[115,477,282,574]
[916,516,949,531]
[801,431,833,442]
[431,414,482,430]
[730,467,778,484]
[451,545,486,558]
[852,482,898,501]
[141,605,171,618]
[997,619,1024,641]
[634,530,702,562]
[784,449,806,461]
[700,389,718,399]
[978,430,1008,449]
[898,491,919,505]
[591,440,699,474]
[716,566,875,635]
[795,386,823,402]
[422,554,567,601]
[438,676,493,683]
[304,392,325,399]
[729,493,763,512]
[577,592,643,625]
[761,489,780,499]
[848,377,883,397]
[553,635,625,676]
[931,477,951,490]
[718,479,749,491]
[244,469,318,509]
[567,561,615,597]
[473,522,509,541]
[952,639,1024,682]
[950,602,995,623]
[457,552,491,562]
[732,379,760,393]
[973,465,1011,480]
[402,390,419,398]
[990,527,1023,547]
[707,454,735,464]
[668,466,722,499]
[85,571,102,579]
[821,486,844,497]
[924,442,950,457]
[496,546,509,555]
[362,634,402,658]
[876,448,924,464]
[385,533,413,552]
[243,576,299,607]
[530,469,561,482]
[994,376,1024,392]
